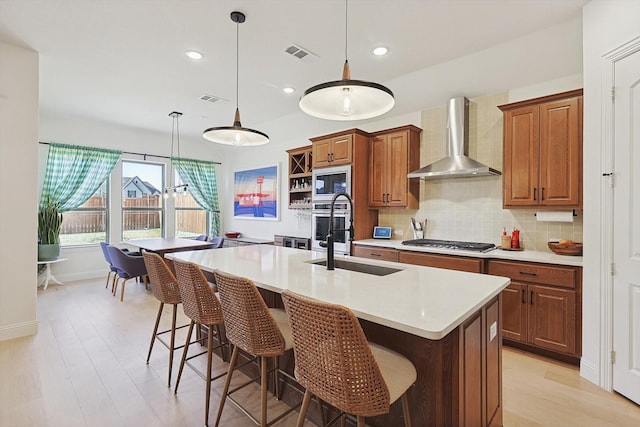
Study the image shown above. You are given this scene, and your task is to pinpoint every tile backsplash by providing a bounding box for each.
[378,92,583,253]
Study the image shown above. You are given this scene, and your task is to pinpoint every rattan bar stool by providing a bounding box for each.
[213,269,300,427]
[172,258,228,427]
[281,290,417,427]
[142,251,193,387]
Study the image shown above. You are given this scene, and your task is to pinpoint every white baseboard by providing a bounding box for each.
[580,358,600,386]
[57,270,105,283]
[0,319,38,342]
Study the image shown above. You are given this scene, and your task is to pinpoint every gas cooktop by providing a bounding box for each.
[401,239,496,253]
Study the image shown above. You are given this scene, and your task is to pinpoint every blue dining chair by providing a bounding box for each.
[208,236,225,248]
[100,242,123,292]
[107,245,148,302]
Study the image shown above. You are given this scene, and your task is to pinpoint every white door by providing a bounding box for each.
[613,47,640,405]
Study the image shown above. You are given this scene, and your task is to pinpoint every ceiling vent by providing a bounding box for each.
[284,44,318,63]
[199,94,226,104]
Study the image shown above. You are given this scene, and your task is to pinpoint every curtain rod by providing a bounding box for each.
[38,141,222,165]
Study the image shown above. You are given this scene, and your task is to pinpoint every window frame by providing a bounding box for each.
[58,180,110,247]
[121,159,165,241]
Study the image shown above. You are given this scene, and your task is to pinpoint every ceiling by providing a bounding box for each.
[0,0,589,142]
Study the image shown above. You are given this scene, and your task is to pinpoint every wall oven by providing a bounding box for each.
[312,165,351,201]
[311,201,351,255]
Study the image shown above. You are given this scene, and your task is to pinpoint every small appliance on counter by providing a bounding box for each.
[373,226,392,239]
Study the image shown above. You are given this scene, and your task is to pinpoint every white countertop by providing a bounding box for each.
[167,245,510,341]
[354,239,583,267]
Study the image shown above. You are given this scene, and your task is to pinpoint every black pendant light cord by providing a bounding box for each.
[344,0,349,61]
[236,19,239,112]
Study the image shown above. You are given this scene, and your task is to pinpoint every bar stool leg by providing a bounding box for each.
[146,302,164,365]
[168,303,177,387]
[205,326,214,427]
[274,355,280,400]
[296,390,312,427]
[261,356,268,427]
[215,345,239,427]
[174,320,195,394]
[356,415,365,427]
[401,393,412,427]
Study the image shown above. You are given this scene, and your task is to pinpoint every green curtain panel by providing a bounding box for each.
[173,157,221,236]
[39,143,122,211]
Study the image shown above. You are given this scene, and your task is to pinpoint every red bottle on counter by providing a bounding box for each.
[511,228,520,249]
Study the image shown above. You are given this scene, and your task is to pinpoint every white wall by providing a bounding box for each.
[581,0,640,387]
[0,41,39,341]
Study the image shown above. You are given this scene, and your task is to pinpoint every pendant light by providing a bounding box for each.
[202,11,269,146]
[299,0,395,121]
[164,111,188,199]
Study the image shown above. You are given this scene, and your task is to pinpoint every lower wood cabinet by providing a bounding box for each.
[399,251,485,273]
[488,260,581,359]
[352,245,399,262]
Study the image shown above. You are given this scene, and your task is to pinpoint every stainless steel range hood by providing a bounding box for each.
[407,96,500,180]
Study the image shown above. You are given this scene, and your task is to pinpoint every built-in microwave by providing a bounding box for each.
[311,165,351,201]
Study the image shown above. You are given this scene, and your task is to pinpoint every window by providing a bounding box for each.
[59,181,108,246]
[174,170,208,238]
[122,160,164,240]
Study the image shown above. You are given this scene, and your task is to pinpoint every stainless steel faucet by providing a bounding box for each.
[318,192,354,270]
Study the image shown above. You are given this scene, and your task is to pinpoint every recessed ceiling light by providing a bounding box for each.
[185,50,203,60]
[373,46,388,56]
[283,87,295,94]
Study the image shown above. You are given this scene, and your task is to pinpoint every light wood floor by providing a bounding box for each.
[1,278,639,427]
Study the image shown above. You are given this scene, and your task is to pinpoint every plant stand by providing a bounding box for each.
[37,258,68,290]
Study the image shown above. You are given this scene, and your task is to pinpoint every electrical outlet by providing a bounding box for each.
[394,229,403,236]
[489,321,497,341]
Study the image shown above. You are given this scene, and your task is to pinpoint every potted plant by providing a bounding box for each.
[38,198,63,261]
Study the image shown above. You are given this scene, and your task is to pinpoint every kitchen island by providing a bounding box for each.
[168,245,510,426]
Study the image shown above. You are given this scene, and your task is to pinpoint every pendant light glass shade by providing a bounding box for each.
[299,1,394,121]
[202,11,269,146]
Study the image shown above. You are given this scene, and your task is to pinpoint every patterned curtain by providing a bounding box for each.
[39,143,122,211]
[173,157,221,236]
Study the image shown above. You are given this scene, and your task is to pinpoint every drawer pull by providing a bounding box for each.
[370,253,381,257]
[519,271,537,276]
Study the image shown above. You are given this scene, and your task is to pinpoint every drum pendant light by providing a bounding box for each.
[299,0,395,121]
[202,11,269,146]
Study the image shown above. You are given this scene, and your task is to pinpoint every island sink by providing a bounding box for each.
[308,258,402,276]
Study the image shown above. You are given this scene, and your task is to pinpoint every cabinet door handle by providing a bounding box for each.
[327,153,331,162]
[541,187,545,200]
[330,153,334,162]
[533,187,537,201]
[530,290,534,305]
[522,289,526,304]
[519,271,537,276]
[386,193,390,204]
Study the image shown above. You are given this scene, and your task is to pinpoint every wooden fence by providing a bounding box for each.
[60,194,205,234]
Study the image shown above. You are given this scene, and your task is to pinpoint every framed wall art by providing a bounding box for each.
[233,165,279,220]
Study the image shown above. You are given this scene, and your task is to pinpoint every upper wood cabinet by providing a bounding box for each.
[368,125,422,208]
[286,145,312,209]
[311,133,353,168]
[498,89,583,209]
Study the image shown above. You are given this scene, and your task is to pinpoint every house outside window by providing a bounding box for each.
[122,160,163,240]
[174,170,208,238]
[59,181,108,246]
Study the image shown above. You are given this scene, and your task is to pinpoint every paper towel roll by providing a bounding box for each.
[536,211,574,222]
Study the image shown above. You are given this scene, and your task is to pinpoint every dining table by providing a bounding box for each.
[125,237,217,270]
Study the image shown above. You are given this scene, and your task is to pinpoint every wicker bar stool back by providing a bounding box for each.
[281,290,417,427]
[172,258,227,427]
[213,269,298,427]
[141,251,184,387]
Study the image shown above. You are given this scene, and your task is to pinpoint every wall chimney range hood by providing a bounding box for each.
[407,96,500,180]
